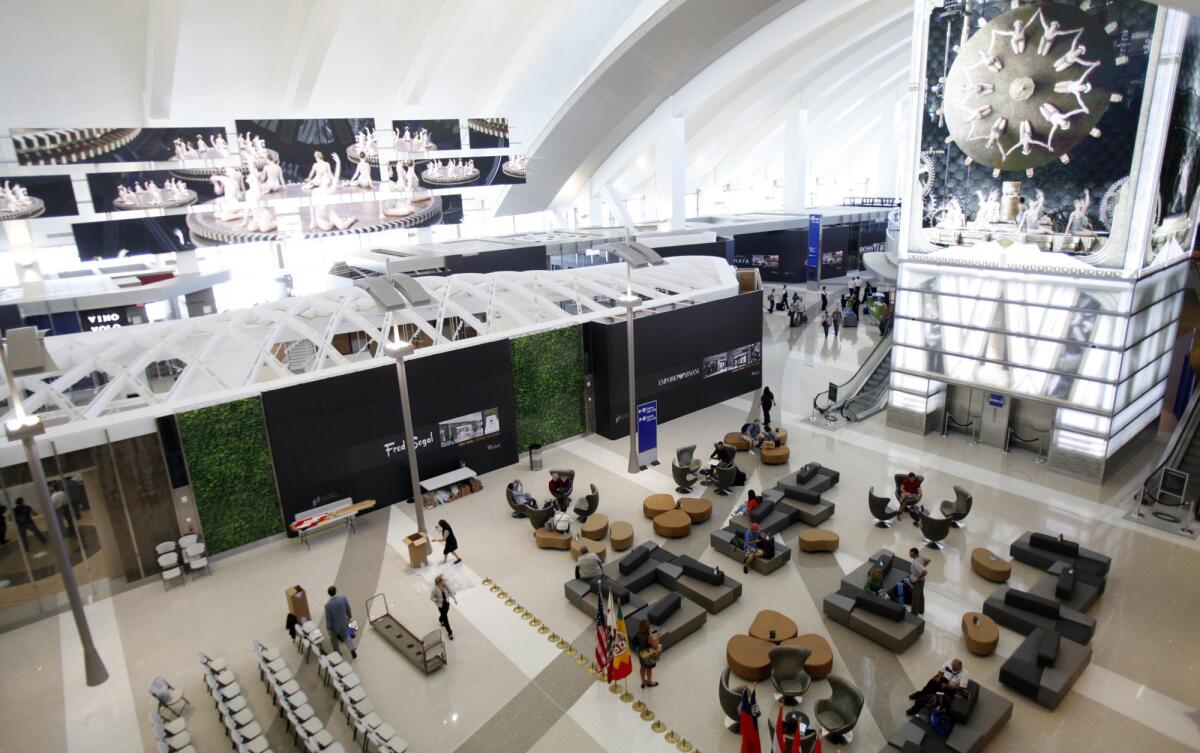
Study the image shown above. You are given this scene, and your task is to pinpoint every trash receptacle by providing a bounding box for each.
[403,533,429,569]
[529,444,543,471]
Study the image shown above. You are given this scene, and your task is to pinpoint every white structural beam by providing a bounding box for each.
[783,107,808,214]
[279,0,347,115]
[393,0,465,108]
[142,0,182,120]
[655,103,686,230]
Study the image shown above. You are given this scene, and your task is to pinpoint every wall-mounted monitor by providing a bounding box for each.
[11,126,228,165]
[72,214,194,260]
[466,118,510,148]
[87,169,217,213]
[0,174,79,219]
[391,120,463,152]
[234,118,375,184]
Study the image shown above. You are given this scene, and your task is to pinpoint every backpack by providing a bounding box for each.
[930,708,954,737]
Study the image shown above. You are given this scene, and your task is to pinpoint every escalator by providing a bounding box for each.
[812,335,892,423]
[1137,382,1200,534]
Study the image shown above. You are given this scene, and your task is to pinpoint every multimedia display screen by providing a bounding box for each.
[235,118,375,183]
[438,407,501,448]
[466,118,510,148]
[87,169,217,213]
[11,126,228,165]
[72,214,195,260]
[391,119,462,152]
[702,342,762,379]
[0,174,79,218]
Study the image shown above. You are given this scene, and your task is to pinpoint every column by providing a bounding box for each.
[783,107,808,214]
[655,103,686,230]
[3,220,45,297]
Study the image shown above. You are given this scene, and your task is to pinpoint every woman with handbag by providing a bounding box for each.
[633,620,662,688]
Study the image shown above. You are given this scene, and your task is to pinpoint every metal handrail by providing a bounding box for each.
[812,334,893,416]
[942,412,978,446]
[1140,374,1200,504]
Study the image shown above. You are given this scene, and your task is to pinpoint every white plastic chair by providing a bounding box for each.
[155,541,177,556]
[157,551,180,569]
[150,676,189,719]
[161,566,184,591]
[186,542,210,576]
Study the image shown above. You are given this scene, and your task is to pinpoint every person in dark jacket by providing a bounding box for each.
[324,585,357,658]
[435,519,461,564]
[760,386,775,429]
[13,497,45,549]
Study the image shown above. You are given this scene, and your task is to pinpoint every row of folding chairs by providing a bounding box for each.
[198,651,272,753]
[149,704,194,753]
[291,622,407,753]
[254,639,346,753]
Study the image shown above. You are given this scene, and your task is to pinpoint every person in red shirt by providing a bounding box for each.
[900,472,923,523]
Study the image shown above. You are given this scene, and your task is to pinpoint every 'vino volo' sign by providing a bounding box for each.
[80,307,130,331]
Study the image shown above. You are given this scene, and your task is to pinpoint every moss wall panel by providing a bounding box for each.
[176,397,283,555]
[511,326,587,449]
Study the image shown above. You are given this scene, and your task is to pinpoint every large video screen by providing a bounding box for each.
[11,127,228,165]
[87,169,217,213]
[391,119,462,152]
[0,174,79,219]
[72,214,195,260]
[466,118,510,148]
[414,155,526,188]
[733,230,808,283]
[262,340,517,525]
[235,118,375,184]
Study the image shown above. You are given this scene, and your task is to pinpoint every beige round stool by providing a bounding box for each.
[581,513,609,541]
[653,509,692,538]
[726,634,774,681]
[570,537,606,561]
[643,493,676,519]
[724,432,751,451]
[761,445,790,465]
[679,497,712,523]
[798,529,839,552]
[971,548,1011,582]
[610,521,634,551]
[962,612,999,656]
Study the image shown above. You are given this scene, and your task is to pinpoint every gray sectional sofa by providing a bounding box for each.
[658,555,743,613]
[725,464,837,542]
[709,524,793,574]
[1027,561,1102,613]
[1010,531,1110,590]
[982,586,1096,645]
[998,627,1092,710]
[880,681,1013,753]
[823,550,925,652]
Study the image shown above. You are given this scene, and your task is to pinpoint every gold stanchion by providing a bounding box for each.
[481,577,492,586]
[575,654,587,665]
[632,700,646,712]
[538,626,550,635]
[640,708,655,721]
[664,730,679,744]
[564,646,576,656]
[498,591,508,599]
[511,605,522,613]
[489,585,500,593]
[676,739,693,752]
[651,720,666,733]
[521,612,532,621]
[619,677,634,703]
[547,633,560,643]
[608,682,621,694]
[504,598,515,606]
[556,639,569,649]
[529,618,541,627]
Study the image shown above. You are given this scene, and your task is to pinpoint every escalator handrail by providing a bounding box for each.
[813,334,893,415]
[1141,373,1200,504]
[840,368,891,421]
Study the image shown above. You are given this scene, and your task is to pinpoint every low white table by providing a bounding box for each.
[419,467,478,507]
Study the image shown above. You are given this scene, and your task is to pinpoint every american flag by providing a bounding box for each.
[594,594,610,674]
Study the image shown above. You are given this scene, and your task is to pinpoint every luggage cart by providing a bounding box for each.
[366,593,447,674]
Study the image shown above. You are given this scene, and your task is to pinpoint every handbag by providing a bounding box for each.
[347,620,358,640]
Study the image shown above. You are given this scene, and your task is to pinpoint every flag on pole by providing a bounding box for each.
[604,590,617,678]
[771,704,785,753]
[593,591,609,675]
[808,732,821,753]
[739,687,761,753]
[609,600,633,682]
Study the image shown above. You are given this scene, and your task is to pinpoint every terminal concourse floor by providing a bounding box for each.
[0,284,1198,753]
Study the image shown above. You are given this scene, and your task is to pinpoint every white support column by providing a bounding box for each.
[3,221,44,296]
[783,107,808,214]
[143,0,182,121]
[655,102,686,230]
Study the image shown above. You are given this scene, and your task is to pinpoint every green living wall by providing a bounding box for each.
[511,325,587,449]
[176,396,284,555]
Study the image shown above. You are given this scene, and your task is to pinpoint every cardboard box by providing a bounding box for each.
[286,585,311,622]
[403,533,429,569]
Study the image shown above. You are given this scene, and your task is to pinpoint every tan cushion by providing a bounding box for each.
[761,446,790,465]
[580,514,609,541]
[643,494,676,519]
[570,537,606,561]
[726,634,774,681]
[962,612,999,655]
[724,432,750,451]
[971,548,1011,582]
[798,529,839,552]
[782,633,833,678]
[610,521,634,551]
[534,529,571,550]
[678,497,712,523]
[749,609,797,644]
[653,509,692,538]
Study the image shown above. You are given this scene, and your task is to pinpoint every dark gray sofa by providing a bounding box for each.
[998,627,1091,709]
[709,525,793,574]
[623,591,707,651]
[1010,531,1110,589]
[880,680,1013,753]
[728,494,795,537]
[981,586,1095,645]
[1027,562,1102,613]
[657,555,742,613]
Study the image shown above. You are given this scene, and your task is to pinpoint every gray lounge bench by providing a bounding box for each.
[1027,562,1102,613]
[880,680,1013,753]
[1010,531,1110,589]
[999,627,1091,710]
[623,591,707,651]
[982,586,1095,645]
[657,555,742,613]
[709,525,792,574]
[824,585,924,653]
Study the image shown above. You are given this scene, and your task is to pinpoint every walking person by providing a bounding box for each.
[820,286,828,312]
[908,547,930,616]
[760,386,775,429]
[766,290,776,313]
[821,312,830,339]
[831,307,842,337]
[435,519,462,564]
[49,480,77,541]
[431,575,458,640]
[323,585,357,659]
[632,620,661,688]
[12,497,45,549]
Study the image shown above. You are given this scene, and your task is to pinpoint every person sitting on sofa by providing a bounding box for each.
[508,480,538,509]
[899,472,924,523]
[865,566,887,595]
[574,546,604,592]
[741,419,764,453]
[702,441,736,480]
[906,658,969,715]
[731,489,761,517]
[742,523,770,573]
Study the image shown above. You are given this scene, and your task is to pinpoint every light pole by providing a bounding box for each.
[592,242,666,474]
[1,327,107,686]
[359,275,433,551]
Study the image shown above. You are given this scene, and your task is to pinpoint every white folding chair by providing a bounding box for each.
[157,551,180,569]
[162,567,184,591]
[150,711,192,751]
[186,542,210,577]
[150,676,189,719]
[155,541,177,556]
[178,533,199,550]
[197,651,227,673]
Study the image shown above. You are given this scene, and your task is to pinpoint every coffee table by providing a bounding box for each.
[749,609,798,644]
[962,612,999,655]
[726,634,774,680]
[653,509,692,538]
[971,548,1011,582]
[679,497,712,523]
[782,633,833,679]
[643,494,676,519]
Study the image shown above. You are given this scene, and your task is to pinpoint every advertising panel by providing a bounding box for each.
[733,229,808,284]
[466,118,510,148]
[87,169,216,213]
[11,126,228,165]
[0,174,79,219]
[72,214,195,260]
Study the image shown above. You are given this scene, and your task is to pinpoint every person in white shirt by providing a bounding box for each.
[907,658,968,715]
[908,547,930,616]
[48,480,77,540]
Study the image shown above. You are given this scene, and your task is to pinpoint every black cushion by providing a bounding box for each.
[619,546,650,575]
[1055,568,1077,600]
[676,555,724,585]
[874,552,895,576]
[854,591,905,621]
[647,592,681,624]
[900,742,922,753]
[795,464,819,485]
[598,578,631,604]
[999,657,1042,699]
[1074,556,1108,577]
[1030,533,1079,557]
[949,681,979,724]
[1005,589,1061,619]
[1034,628,1060,667]
[750,500,775,524]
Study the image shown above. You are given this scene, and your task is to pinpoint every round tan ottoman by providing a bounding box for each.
[726,634,774,681]
[581,513,609,541]
[782,634,833,679]
[749,609,798,644]
[653,509,692,538]
[798,529,839,553]
[774,428,788,446]
[610,521,634,551]
[962,612,999,656]
[643,493,676,519]
[570,537,606,561]
[971,548,1011,583]
[724,432,751,451]
[761,445,790,465]
[679,497,712,523]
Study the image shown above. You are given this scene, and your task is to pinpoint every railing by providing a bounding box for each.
[1139,374,1200,506]
[942,411,978,446]
[810,334,893,420]
[1004,428,1048,464]
[842,197,901,207]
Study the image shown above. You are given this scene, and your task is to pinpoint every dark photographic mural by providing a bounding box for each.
[234,118,376,184]
[1157,15,1200,255]
[0,174,79,219]
[466,117,510,148]
[391,119,463,152]
[917,0,1155,255]
[87,169,217,213]
[11,127,229,165]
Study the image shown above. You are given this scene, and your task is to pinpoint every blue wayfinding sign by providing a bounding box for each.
[637,400,658,467]
[807,213,821,267]
[987,393,1005,408]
